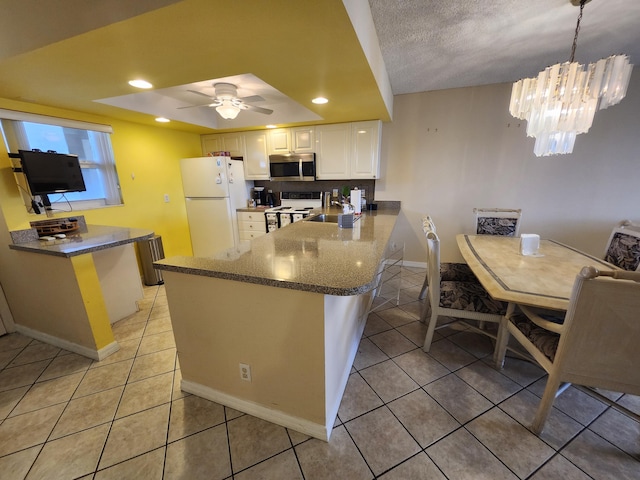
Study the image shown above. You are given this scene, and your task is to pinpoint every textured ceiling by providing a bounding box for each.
[0,0,638,133]
[369,0,640,95]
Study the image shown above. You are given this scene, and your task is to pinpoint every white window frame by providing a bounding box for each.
[0,109,122,213]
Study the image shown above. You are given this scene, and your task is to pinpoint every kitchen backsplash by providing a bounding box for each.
[254,179,376,206]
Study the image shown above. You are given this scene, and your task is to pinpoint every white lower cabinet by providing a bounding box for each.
[238,211,267,241]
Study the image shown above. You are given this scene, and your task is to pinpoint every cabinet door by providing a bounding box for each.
[243,131,271,180]
[221,133,246,157]
[315,124,351,180]
[351,120,381,179]
[268,128,291,154]
[201,134,223,155]
[291,127,315,153]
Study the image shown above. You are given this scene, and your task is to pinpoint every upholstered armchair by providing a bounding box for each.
[494,267,640,434]
[421,222,507,352]
[604,220,640,271]
[418,216,476,301]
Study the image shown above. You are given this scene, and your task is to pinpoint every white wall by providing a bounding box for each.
[376,70,640,264]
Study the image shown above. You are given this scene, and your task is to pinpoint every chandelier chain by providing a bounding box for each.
[570,0,586,63]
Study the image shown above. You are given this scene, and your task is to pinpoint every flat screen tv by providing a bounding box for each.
[19,149,86,195]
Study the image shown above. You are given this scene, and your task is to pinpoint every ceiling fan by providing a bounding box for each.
[180,82,273,119]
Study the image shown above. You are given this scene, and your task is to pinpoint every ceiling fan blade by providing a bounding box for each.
[177,99,222,109]
[187,89,216,100]
[243,104,273,115]
[239,95,265,103]
[177,102,213,109]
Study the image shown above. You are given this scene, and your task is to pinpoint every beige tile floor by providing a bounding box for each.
[0,266,639,479]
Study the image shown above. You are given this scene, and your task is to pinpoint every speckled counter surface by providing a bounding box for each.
[9,225,154,258]
[155,208,400,296]
[236,206,270,213]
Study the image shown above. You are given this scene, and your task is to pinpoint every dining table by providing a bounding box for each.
[457,234,620,367]
[456,234,619,312]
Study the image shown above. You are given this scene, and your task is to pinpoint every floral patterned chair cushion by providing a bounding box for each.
[441,262,477,282]
[476,217,519,237]
[604,232,640,271]
[439,280,507,315]
[509,314,560,361]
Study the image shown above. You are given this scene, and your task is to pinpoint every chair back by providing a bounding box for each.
[474,208,522,237]
[422,215,437,234]
[554,267,640,393]
[424,229,441,306]
[603,220,640,271]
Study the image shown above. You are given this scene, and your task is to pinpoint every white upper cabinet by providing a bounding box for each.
[315,123,352,179]
[201,133,245,157]
[201,134,223,155]
[200,121,380,181]
[243,130,271,180]
[267,128,291,155]
[221,133,245,157]
[267,127,315,154]
[350,121,381,179]
[291,127,315,153]
[315,121,381,179]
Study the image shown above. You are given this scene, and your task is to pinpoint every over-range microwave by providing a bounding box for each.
[269,153,315,181]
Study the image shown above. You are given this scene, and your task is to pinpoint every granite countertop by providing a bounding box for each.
[155,208,400,296]
[9,225,154,258]
[236,206,271,213]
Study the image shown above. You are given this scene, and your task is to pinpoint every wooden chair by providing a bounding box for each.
[473,208,522,237]
[421,225,507,352]
[418,215,476,301]
[493,266,640,434]
[604,220,640,271]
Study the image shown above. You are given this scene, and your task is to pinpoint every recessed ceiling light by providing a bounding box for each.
[312,97,329,104]
[155,117,170,123]
[128,79,153,89]
[266,124,277,129]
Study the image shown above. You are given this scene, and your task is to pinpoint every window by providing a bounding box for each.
[0,111,123,213]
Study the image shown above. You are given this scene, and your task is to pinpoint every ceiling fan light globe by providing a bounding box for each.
[216,104,240,119]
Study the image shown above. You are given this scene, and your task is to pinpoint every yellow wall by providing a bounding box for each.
[0,97,200,258]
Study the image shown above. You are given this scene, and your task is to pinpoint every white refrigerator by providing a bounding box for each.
[180,156,251,257]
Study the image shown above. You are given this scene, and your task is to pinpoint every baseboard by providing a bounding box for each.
[181,379,331,441]
[14,324,120,361]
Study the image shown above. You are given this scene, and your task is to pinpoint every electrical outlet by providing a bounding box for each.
[163,194,170,203]
[239,363,252,382]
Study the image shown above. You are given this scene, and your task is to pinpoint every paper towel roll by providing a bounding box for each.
[351,189,362,215]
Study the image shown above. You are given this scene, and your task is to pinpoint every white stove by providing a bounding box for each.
[264,192,322,232]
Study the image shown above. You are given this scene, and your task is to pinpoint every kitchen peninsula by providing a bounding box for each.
[8,220,153,360]
[155,206,400,441]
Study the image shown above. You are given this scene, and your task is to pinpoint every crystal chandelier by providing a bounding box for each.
[509,0,633,156]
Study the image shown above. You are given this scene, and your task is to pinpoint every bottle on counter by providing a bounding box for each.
[351,188,362,215]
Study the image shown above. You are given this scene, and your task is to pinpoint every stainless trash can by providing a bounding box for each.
[138,235,164,285]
